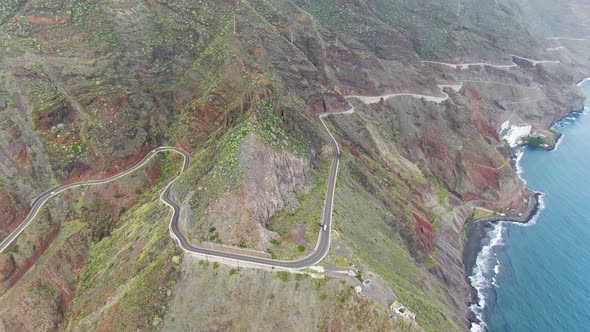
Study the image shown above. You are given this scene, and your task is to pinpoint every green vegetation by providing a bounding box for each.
[527,136,545,147]
[427,248,439,268]
[431,179,448,206]
[254,106,307,156]
[76,2,118,54]
[198,109,307,193]
[355,271,363,283]
[172,255,181,265]
[0,0,25,25]
[275,271,291,282]
[2,0,581,330]
[301,0,538,60]
[65,156,184,330]
[333,256,351,267]
[70,198,177,329]
[265,160,329,259]
[26,78,61,109]
[164,262,399,330]
[333,170,462,331]
[526,134,556,148]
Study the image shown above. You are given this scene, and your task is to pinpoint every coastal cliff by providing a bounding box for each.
[0,0,589,331]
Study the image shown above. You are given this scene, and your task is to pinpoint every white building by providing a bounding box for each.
[501,121,532,147]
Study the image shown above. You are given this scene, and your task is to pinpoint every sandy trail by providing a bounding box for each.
[511,54,560,65]
[422,54,560,70]
[547,46,565,51]
[344,84,462,105]
[421,60,515,69]
[545,37,588,41]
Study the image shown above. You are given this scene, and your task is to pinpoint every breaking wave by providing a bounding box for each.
[469,148,547,330]
[514,148,525,180]
[468,221,505,332]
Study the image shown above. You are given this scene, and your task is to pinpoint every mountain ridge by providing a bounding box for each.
[0,0,589,330]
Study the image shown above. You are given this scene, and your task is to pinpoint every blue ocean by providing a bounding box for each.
[470,79,590,332]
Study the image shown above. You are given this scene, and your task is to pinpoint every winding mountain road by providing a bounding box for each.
[344,84,462,105]
[421,55,560,70]
[421,60,516,70]
[1,52,563,269]
[0,107,354,271]
[545,37,588,41]
[163,107,355,270]
[0,147,189,254]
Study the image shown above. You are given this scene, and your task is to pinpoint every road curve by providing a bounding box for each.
[545,37,588,41]
[344,83,462,105]
[0,107,355,271]
[164,106,355,270]
[0,147,189,254]
[422,55,560,70]
[421,60,517,70]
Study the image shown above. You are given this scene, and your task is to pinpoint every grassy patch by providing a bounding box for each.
[431,178,448,206]
[526,133,556,148]
[66,158,183,330]
[333,168,462,331]
[427,247,439,268]
[333,256,351,267]
[265,160,329,259]
[275,271,291,282]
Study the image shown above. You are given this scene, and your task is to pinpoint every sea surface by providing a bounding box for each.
[470,79,590,332]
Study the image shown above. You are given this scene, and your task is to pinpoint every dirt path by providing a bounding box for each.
[511,54,561,65]
[421,60,516,69]
[546,37,589,41]
[344,83,462,104]
[422,54,560,70]
[547,46,565,51]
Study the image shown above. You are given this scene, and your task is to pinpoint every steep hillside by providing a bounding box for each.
[0,0,588,331]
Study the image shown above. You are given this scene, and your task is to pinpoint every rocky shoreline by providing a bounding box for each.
[462,88,588,328]
[463,191,540,278]
[463,190,541,326]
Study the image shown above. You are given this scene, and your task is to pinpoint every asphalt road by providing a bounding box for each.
[0,147,189,253]
[165,106,355,270]
[0,107,354,270]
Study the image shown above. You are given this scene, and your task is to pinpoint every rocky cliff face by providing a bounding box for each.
[241,135,312,227]
[0,0,589,330]
[191,133,315,249]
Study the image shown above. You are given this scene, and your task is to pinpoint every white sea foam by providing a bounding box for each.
[469,221,505,332]
[514,148,525,181]
[470,84,583,330]
[551,107,586,149]
[469,199,546,331]
[492,261,500,287]
[512,193,545,227]
[553,133,565,151]
[468,167,547,331]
